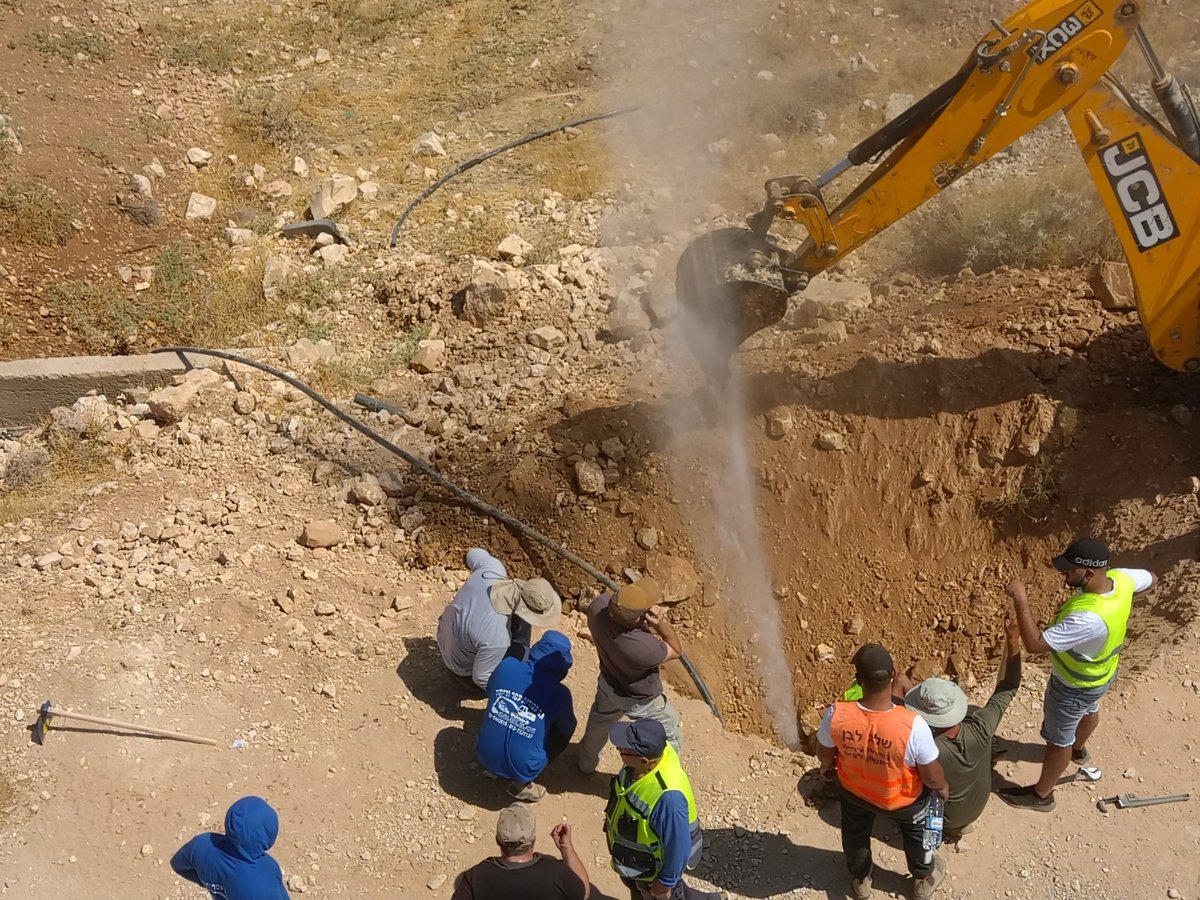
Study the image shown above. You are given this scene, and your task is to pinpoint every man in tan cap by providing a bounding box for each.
[437,548,563,691]
[577,577,684,773]
[452,804,590,899]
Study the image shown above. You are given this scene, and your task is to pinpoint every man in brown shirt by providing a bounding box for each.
[577,577,684,773]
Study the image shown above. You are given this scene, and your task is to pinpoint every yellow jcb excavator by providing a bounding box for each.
[676,0,1200,383]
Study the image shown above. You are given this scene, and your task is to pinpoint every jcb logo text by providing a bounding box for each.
[1100,134,1180,252]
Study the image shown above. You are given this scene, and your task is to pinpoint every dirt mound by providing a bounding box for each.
[376,260,1200,740]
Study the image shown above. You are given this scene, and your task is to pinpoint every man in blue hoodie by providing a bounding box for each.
[171,795,290,900]
[477,630,577,802]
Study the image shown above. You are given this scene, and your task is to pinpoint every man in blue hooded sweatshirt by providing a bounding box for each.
[171,795,290,899]
[477,630,577,802]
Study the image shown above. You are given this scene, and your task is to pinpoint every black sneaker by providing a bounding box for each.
[998,785,1056,812]
[1071,746,1090,765]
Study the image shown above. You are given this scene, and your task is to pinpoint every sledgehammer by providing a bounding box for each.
[31,701,217,746]
[1096,792,1190,812]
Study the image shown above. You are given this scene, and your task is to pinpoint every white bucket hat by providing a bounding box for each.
[905,678,968,729]
[488,577,562,627]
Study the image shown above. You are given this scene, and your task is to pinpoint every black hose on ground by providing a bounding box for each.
[153,346,722,723]
[387,105,640,248]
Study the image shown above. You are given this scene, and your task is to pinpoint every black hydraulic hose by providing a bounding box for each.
[153,346,722,723]
[387,105,640,248]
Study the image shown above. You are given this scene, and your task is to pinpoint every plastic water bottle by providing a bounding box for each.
[922,793,945,850]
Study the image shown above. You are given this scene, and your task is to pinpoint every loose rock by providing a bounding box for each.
[1089,261,1136,311]
[765,409,794,438]
[816,431,847,452]
[645,553,699,601]
[528,325,566,350]
[497,233,534,261]
[185,192,218,220]
[409,339,447,374]
[299,520,345,549]
[574,460,606,495]
[412,132,447,158]
[462,261,521,325]
[635,527,659,550]
[309,174,357,219]
[186,147,213,167]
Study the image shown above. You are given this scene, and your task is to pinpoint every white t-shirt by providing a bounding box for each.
[1042,568,1153,659]
[816,702,939,766]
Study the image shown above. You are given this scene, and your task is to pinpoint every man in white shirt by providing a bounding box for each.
[1001,537,1155,811]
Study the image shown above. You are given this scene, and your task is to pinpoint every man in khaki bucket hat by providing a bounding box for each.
[436,548,563,691]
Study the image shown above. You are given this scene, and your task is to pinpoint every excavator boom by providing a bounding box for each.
[677,0,1200,380]
[1065,79,1200,370]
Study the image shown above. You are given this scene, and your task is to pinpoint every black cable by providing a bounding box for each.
[387,105,640,248]
[153,346,722,723]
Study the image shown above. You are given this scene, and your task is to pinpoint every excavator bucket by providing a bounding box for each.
[674,227,790,385]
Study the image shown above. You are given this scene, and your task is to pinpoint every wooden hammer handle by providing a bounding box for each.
[45,708,217,746]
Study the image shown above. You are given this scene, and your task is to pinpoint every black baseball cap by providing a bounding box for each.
[608,719,667,758]
[852,643,895,685]
[1052,537,1109,572]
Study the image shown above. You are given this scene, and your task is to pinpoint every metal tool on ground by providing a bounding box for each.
[1096,792,1190,812]
[32,701,217,747]
[1057,766,1104,785]
[152,347,724,724]
[280,218,352,246]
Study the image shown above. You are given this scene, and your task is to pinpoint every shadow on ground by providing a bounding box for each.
[995,737,1046,765]
[433,724,612,811]
[432,719,513,811]
[698,825,850,899]
[396,636,487,722]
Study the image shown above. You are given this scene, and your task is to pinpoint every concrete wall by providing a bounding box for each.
[0,351,216,426]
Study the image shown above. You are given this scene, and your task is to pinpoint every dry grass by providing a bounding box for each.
[30,30,113,63]
[277,270,345,312]
[867,159,1121,277]
[0,174,76,246]
[59,244,283,354]
[979,459,1058,522]
[160,0,571,160]
[156,0,429,76]
[167,32,242,72]
[308,324,430,396]
[522,133,612,202]
[0,430,118,525]
[153,0,607,272]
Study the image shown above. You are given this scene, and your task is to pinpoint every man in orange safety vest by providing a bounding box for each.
[817,644,950,900]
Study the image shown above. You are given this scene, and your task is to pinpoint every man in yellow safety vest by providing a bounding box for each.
[1000,537,1155,811]
[604,719,728,900]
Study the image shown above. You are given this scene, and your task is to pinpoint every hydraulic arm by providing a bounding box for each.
[677,0,1200,381]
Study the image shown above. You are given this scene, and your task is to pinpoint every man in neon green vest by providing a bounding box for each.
[1000,537,1155,811]
[604,719,728,900]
